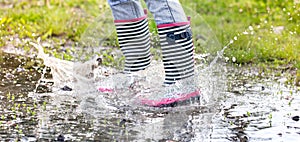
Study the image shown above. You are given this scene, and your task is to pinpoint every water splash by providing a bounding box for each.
[1,3,299,141]
[28,41,117,112]
[15,6,233,115]
[13,5,289,141]
[72,6,229,141]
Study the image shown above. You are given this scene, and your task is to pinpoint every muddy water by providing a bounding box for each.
[0,52,299,141]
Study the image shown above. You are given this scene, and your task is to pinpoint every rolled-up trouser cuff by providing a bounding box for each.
[145,0,188,25]
[108,0,145,21]
[108,0,188,25]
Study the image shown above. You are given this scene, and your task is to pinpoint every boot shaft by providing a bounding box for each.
[158,22,195,85]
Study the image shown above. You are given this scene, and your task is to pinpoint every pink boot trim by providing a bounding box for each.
[98,87,114,93]
[140,90,200,107]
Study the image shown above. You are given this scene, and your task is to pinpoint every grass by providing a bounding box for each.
[0,0,109,52]
[181,0,299,66]
[0,0,299,77]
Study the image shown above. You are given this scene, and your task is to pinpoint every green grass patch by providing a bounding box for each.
[0,0,299,70]
[180,0,299,69]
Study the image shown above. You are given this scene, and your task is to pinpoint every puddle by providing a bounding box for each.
[0,50,299,141]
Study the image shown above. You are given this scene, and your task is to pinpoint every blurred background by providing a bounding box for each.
[0,0,300,68]
[0,0,299,78]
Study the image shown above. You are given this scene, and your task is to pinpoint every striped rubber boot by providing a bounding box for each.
[157,22,195,85]
[115,15,151,73]
[98,15,151,93]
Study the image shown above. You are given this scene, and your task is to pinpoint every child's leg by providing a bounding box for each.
[145,0,195,85]
[108,0,151,73]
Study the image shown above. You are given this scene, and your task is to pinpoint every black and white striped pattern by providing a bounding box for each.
[158,24,195,85]
[115,17,151,73]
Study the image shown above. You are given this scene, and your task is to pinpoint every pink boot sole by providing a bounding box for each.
[98,87,114,93]
[140,90,200,107]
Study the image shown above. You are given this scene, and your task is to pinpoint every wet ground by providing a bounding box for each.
[0,52,299,142]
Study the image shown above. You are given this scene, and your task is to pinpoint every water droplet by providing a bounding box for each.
[243,31,249,35]
[249,26,254,31]
[232,57,236,62]
[234,36,238,40]
[225,57,229,62]
[257,25,261,28]
[288,12,291,16]
[275,38,278,41]
[264,20,268,24]
[230,40,234,44]
[283,8,286,11]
